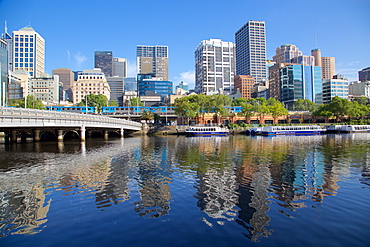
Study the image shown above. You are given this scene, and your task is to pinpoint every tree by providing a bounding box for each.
[8,95,46,110]
[141,110,154,122]
[294,98,317,112]
[326,96,352,122]
[130,97,144,106]
[269,101,289,124]
[352,97,369,106]
[232,97,249,106]
[313,104,334,123]
[108,100,119,106]
[253,98,269,123]
[77,94,108,113]
[211,95,232,124]
[239,103,254,124]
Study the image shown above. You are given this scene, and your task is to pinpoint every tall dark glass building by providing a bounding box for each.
[94,51,113,77]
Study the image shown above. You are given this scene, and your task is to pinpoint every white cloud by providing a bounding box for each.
[73,52,88,70]
[173,70,195,90]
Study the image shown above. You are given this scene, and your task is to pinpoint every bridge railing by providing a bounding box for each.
[0,107,142,129]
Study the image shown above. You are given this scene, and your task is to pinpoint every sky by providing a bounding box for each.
[1,0,369,90]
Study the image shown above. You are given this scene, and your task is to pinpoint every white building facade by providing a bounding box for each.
[72,69,110,104]
[28,73,60,104]
[195,39,235,95]
[13,26,45,77]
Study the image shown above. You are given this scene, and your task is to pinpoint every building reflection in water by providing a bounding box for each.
[0,183,51,236]
[178,134,370,241]
[133,137,173,218]
[0,139,140,236]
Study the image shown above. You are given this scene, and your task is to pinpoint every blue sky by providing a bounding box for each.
[1,0,369,89]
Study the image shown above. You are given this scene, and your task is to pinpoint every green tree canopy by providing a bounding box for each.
[8,95,46,110]
[294,98,317,112]
[77,94,108,112]
[130,97,144,106]
[141,110,154,121]
[108,100,119,106]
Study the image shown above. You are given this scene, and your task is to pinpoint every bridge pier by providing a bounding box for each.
[104,130,109,139]
[80,126,86,142]
[120,128,124,138]
[57,130,64,142]
[34,129,41,142]
[11,130,18,143]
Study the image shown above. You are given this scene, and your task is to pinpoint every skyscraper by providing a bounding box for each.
[280,64,322,108]
[94,51,113,77]
[359,67,370,82]
[235,20,266,83]
[112,57,127,77]
[0,38,7,106]
[52,68,74,101]
[136,45,168,81]
[13,25,45,77]
[311,49,335,79]
[195,39,235,95]
[273,44,302,64]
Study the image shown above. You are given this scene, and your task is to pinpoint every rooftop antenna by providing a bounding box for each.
[4,20,7,34]
[314,34,317,49]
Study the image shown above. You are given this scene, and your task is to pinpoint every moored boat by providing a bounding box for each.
[337,125,370,133]
[184,126,230,136]
[259,125,326,136]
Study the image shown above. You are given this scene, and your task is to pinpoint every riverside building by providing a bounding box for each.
[72,69,110,104]
[94,51,113,77]
[235,20,266,83]
[194,39,235,95]
[137,45,168,81]
[322,74,349,104]
[12,25,45,77]
[280,64,322,109]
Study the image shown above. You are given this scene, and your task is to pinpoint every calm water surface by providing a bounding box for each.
[0,134,369,246]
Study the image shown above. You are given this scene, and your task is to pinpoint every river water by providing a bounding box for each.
[0,134,369,246]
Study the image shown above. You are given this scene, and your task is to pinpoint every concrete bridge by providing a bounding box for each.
[0,107,142,143]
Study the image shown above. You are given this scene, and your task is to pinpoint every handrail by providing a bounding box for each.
[0,107,142,129]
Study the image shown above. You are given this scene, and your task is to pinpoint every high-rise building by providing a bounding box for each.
[52,68,73,100]
[235,20,266,83]
[0,38,8,106]
[94,51,113,77]
[107,76,124,106]
[280,64,322,109]
[311,49,335,79]
[358,67,370,82]
[195,39,235,95]
[311,49,322,67]
[2,23,13,72]
[72,69,110,104]
[322,74,348,104]
[137,45,168,81]
[290,55,315,66]
[13,25,45,77]
[233,75,254,99]
[273,44,302,64]
[112,57,127,77]
[321,57,335,79]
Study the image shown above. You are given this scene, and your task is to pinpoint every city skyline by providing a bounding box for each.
[1,0,369,90]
